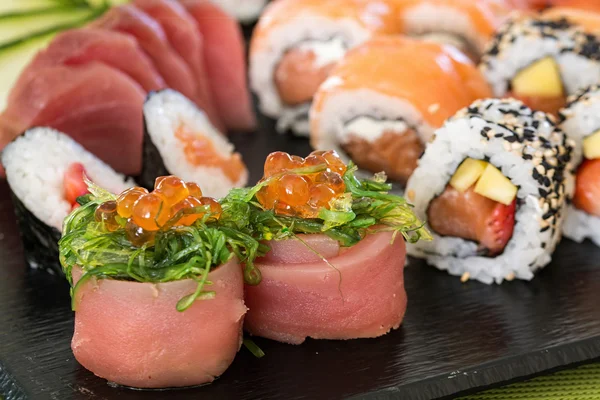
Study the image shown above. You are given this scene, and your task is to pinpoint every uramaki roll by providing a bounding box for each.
[480,14,600,116]
[310,36,491,185]
[406,98,573,284]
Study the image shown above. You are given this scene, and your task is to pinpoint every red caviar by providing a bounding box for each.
[257,150,347,218]
[97,176,221,246]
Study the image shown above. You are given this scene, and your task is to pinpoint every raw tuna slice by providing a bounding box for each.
[71,256,246,388]
[245,231,407,344]
[21,28,165,92]
[133,0,223,130]
[91,4,199,107]
[181,0,256,131]
[1,63,145,176]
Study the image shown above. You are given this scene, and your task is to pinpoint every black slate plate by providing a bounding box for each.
[1,114,600,400]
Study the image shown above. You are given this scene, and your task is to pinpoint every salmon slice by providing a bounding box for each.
[245,231,407,344]
[133,0,223,131]
[182,0,256,132]
[64,163,89,206]
[574,159,600,217]
[91,5,199,107]
[1,64,145,176]
[71,256,246,388]
[427,185,516,255]
[21,28,165,93]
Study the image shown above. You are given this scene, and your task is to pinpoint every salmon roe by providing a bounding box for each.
[96,176,222,247]
[256,150,347,218]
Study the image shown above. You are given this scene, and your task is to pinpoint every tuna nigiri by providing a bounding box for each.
[219,150,431,344]
[59,176,264,388]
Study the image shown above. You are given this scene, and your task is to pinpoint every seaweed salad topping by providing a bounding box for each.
[59,177,264,312]
[219,150,431,248]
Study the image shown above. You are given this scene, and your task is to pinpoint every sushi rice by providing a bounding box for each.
[406,99,574,284]
[2,127,134,231]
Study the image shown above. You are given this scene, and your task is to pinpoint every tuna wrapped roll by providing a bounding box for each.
[559,85,600,245]
[480,14,600,116]
[310,36,491,185]
[141,89,248,198]
[249,0,401,135]
[59,176,262,388]
[406,98,574,284]
[2,127,133,275]
[220,150,431,344]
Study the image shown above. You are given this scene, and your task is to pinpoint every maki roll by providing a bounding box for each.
[2,127,133,275]
[480,14,600,116]
[542,7,600,34]
[59,176,259,388]
[406,98,573,284]
[249,0,400,135]
[395,0,512,61]
[559,85,600,245]
[141,89,248,198]
[310,36,491,185]
[221,150,431,344]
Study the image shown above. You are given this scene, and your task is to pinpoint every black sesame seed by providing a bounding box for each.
[539,188,548,197]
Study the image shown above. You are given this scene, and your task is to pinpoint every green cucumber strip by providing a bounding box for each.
[0,8,97,48]
[0,0,68,14]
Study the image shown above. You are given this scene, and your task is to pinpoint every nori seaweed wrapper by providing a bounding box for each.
[138,120,170,191]
[9,191,62,276]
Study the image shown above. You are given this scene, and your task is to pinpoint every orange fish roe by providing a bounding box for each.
[94,200,120,232]
[100,176,222,247]
[257,150,347,218]
[175,125,246,182]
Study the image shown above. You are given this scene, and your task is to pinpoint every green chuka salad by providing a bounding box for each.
[59,151,430,313]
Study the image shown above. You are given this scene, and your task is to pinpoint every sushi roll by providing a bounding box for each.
[542,7,600,34]
[406,98,574,284]
[141,89,248,198]
[209,0,268,22]
[249,0,401,135]
[559,85,600,245]
[59,176,257,388]
[2,127,133,275]
[480,13,600,116]
[395,0,512,61]
[221,150,431,344]
[310,36,492,185]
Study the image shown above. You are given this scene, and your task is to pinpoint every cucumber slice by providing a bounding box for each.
[0,1,65,14]
[0,33,56,111]
[0,7,97,48]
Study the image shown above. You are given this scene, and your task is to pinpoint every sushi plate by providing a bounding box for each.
[1,115,600,400]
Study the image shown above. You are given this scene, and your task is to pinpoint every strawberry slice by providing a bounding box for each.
[479,199,516,256]
[428,185,516,256]
[64,163,89,206]
[574,159,600,217]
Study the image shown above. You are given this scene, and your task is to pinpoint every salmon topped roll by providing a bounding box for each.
[249,0,401,135]
[559,85,600,245]
[220,150,431,344]
[141,89,248,198]
[480,14,600,117]
[59,176,262,388]
[395,0,513,61]
[406,98,573,284]
[310,36,491,185]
